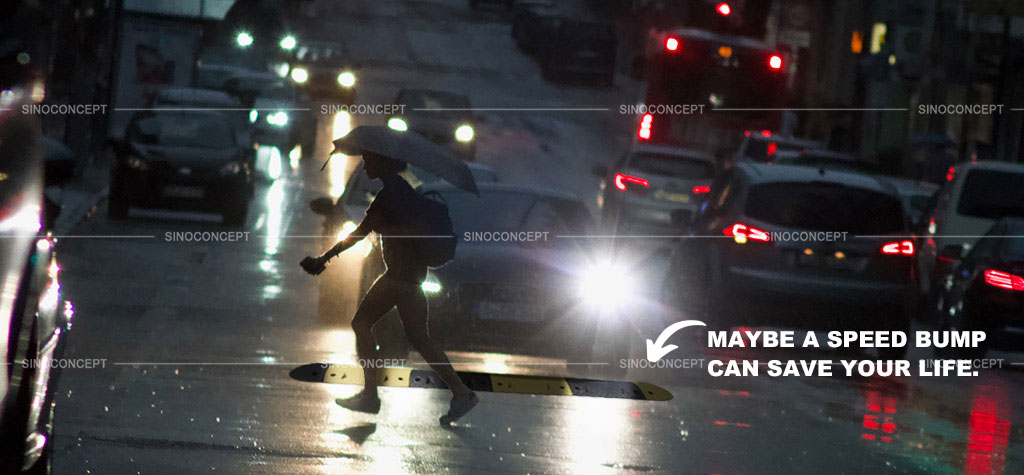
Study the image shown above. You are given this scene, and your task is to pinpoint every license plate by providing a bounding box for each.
[795,252,859,271]
[163,185,205,199]
[475,300,542,322]
[654,189,691,203]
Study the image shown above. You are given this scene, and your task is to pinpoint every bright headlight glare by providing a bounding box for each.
[579,262,634,308]
[422,274,442,293]
[236,32,254,48]
[454,124,474,142]
[280,35,297,50]
[249,109,258,123]
[274,62,290,78]
[267,111,289,126]
[290,67,308,84]
[387,117,408,132]
[337,71,356,88]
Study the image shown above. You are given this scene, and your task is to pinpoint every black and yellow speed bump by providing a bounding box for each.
[289,363,673,401]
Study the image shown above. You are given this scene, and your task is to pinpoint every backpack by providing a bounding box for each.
[414,190,457,267]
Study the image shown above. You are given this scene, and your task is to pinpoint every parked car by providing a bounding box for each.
[538,19,616,85]
[731,130,822,163]
[287,40,357,105]
[927,218,1024,358]
[0,71,72,475]
[595,144,716,234]
[387,89,480,160]
[918,161,1024,301]
[108,109,254,226]
[222,71,311,152]
[511,2,562,55]
[663,163,915,357]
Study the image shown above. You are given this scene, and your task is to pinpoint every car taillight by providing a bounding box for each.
[769,55,783,70]
[638,113,653,140]
[881,240,914,255]
[613,173,649,193]
[665,37,680,52]
[766,142,777,157]
[984,270,1024,291]
[692,185,711,194]
[724,222,770,244]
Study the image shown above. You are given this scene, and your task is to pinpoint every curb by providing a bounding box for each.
[54,186,109,236]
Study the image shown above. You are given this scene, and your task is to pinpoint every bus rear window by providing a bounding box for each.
[956,169,1024,219]
[745,183,904,234]
[629,153,714,179]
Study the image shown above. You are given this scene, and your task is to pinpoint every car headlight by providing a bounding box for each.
[274,62,290,78]
[337,71,356,88]
[267,111,289,127]
[236,32,253,48]
[290,67,308,84]
[387,117,408,132]
[422,273,443,293]
[578,261,635,309]
[280,35,297,50]
[454,124,474,142]
[249,109,259,123]
[219,161,242,175]
[126,155,148,171]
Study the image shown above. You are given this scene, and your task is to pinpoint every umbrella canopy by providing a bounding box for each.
[332,126,479,196]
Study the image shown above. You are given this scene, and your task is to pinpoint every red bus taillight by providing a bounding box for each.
[724,223,770,244]
[692,185,711,194]
[881,241,914,256]
[665,37,680,52]
[769,55,783,70]
[638,113,653,140]
[984,270,1024,291]
[613,173,649,193]
[716,3,731,16]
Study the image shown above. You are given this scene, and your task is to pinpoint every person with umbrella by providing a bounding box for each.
[301,126,479,424]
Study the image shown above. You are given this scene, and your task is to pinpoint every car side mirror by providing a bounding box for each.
[939,244,963,260]
[309,197,335,216]
[670,209,693,230]
[591,164,608,177]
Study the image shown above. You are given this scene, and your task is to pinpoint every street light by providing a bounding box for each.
[280,35,297,50]
[236,32,254,48]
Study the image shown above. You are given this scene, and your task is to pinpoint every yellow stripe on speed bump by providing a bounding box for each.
[491,375,573,396]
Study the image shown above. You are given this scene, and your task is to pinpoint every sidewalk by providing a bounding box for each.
[52,157,111,236]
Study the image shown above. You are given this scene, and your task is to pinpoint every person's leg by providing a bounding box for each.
[394,281,477,422]
[339,276,398,412]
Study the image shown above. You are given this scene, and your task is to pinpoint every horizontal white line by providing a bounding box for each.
[108,361,608,366]
[411,108,609,112]
[113,108,311,112]
[713,108,909,112]
[0,235,156,239]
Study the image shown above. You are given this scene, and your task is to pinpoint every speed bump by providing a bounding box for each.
[289,363,673,401]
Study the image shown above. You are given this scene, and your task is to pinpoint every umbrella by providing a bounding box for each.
[331,125,480,196]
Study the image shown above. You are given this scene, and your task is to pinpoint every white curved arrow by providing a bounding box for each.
[646,320,706,362]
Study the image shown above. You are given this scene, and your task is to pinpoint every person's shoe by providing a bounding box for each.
[336,391,381,414]
[439,392,478,425]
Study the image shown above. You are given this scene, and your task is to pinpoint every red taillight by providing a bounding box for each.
[638,113,653,140]
[761,129,771,137]
[769,54,783,70]
[881,240,914,255]
[946,166,955,182]
[613,173,649,192]
[984,270,1024,291]
[724,222,771,244]
[692,185,711,194]
[665,37,679,52]
[766,142,777,156]
[716,3,731,16]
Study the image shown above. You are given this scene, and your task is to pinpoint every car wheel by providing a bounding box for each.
[221,199,249,227]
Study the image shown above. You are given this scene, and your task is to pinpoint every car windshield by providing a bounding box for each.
[295,44,345,66]
[129,112,235,149]
[956,169,1024,219]
[745,182,905,234]
[629,152,713,179]
[440,190,593,246]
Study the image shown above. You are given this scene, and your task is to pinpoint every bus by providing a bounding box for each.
[635,27,790,162]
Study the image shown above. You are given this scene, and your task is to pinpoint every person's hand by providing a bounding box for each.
[300,255,328,276]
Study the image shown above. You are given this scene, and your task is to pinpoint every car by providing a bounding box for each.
[595,144,716,235]
[108,109,254,226]
[0,71,72,475]
[287,40,357,105]
[511,2,562,55]
[222,71,310,153]
[387,89,480,160]
[358,183,634,373]
[927,218,1024,358]
[538,19,616,85]
[771,149,876,174]
[918,161,1024,301]
[731,130,822,163]
[879,176,939,232]
[663,163,916,356]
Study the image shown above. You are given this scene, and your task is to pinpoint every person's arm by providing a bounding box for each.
[318,218,373,262]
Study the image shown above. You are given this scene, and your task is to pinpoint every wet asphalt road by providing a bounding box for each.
[50,0,1024,473]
